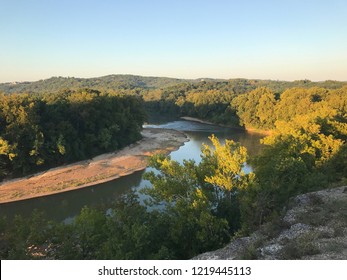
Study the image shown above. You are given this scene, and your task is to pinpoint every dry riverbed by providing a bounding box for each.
[0,128,188,204]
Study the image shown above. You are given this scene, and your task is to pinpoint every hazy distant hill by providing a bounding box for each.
[0,75,193,93]
[0,74,346,94]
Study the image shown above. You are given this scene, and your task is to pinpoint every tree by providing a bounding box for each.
[0,89,146,178]
[241,112,347,231]
[142,135,253,258]
[231,87,276,129]
[201,135,251,192]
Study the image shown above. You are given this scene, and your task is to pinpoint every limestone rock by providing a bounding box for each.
[194,186,347,260]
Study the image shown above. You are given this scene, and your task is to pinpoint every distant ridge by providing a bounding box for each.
[0,74,346,94]
[0,74,195,93]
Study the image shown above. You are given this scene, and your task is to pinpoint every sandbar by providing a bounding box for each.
[0,128,188,204]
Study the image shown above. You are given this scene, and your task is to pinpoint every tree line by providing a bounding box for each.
[1,103,345,259]
[143,82,347,131]
[0,80,346,259]
[1,75,346,94]
[0,89,146,178]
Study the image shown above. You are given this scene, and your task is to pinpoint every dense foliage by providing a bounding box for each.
[232,86,347,130]
[1,116,345,259]
[145,83,347,130]
[0,136,253,259]
[2,75,346,128]
[0,89,146,178]
[2,75,346,94]
[0,77,346,260]
[241,113,347,232]
[0,75,189,93]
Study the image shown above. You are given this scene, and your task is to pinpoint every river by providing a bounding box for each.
[0,119,264,222]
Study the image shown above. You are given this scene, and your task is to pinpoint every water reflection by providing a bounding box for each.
[145,120,263,160]
[0,170,145,222]
[0,119,265,222]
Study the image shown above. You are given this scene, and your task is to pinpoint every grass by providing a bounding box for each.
[239,186,347,259]
[281,232,320,259]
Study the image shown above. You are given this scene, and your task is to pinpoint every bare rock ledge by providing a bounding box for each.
[193,186,347,260]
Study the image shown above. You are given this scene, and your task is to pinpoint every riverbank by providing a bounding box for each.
[181,116,272,135]
[0,128,188,204]
[180,116,216,125]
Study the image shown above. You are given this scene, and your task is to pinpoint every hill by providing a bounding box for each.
[0,75,192,93]
[1,75,346,94]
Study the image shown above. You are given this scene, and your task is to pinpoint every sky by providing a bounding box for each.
[1,0,347,82]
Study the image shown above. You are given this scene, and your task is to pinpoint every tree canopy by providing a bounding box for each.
[0,89,146,178]
[0,79,346,260]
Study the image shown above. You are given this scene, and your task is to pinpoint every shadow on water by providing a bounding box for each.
[0,170,145,222]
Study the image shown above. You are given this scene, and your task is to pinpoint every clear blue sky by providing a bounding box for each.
[1,0,346,82]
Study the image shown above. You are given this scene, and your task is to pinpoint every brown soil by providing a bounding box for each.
[0,128,188,204]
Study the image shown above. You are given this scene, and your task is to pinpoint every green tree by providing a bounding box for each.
[241,112,346,232]
[142,135,253,258]
[231,87,276,129]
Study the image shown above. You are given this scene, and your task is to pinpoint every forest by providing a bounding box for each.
[0,89,146,179]
[1,75,346,93]
[0,76,346,259]
[142,80,347,130]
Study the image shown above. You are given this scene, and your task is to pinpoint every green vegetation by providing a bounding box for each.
[0,135,251,259]
[145,82,347,131]
[0,89,145,179]
[2,75,346,128]
[0,76,346,259]
[0,75,189,93]
[1,112,345,259]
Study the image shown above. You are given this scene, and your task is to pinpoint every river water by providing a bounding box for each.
[0,119,264,222]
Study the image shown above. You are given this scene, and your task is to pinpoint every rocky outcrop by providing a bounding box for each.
[193,186,347,260]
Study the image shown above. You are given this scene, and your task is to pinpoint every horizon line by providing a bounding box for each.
[1,74,346,84]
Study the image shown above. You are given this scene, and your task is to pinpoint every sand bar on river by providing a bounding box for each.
[0,128,188,204]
